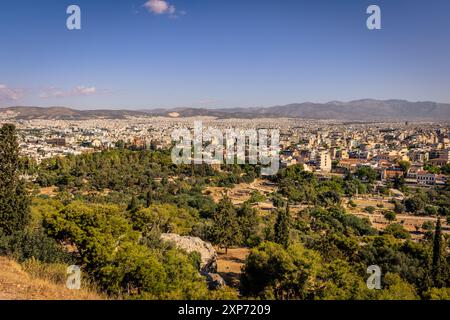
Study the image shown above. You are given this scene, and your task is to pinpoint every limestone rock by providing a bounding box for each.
[160,233,217,273]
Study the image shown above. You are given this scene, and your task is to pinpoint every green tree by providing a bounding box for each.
[248,191,265,204]
[384,223,411,240]
[127,195,139,213]
[44,202,214,299]
[355,166,377,184]
[398,160,411,177]
[364,206,376,214]
[210,196,241,253]
[422,220,435,231]
[318,190,341,207]
[130,204,197,235]
[405,197,425,213]
[237,202,260,247]
[315,259,371,300]
[384,211,397,224]
[0,124,31,236]
[424,287,450,300]
[431,218,444,288]
[376,273,419,300]
[241,241,322,299]
[271,193,286,208]
[393,175,405,190]
[393,200,406,214]
[146,189,153,208]
[274,204,291,248]
[425,206,438,216]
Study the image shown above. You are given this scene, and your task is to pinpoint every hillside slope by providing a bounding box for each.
[0,257,102,300]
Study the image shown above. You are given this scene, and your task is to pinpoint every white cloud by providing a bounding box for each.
[39,86,97,99]
[0,84,21,101]
[144,0,177,16]
[75,86,96,95]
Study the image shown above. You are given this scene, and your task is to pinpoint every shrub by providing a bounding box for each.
[0,229,71,264]
[424,287,450,300]
[248,191,265,204]
[383,211,397,223]
[424,206,438,216]
[393,201,406,214]
[384,224,411,240]
[422,221,435,231]
[348,200,357,208]
[364,206,376,214]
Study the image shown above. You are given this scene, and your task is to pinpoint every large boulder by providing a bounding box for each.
[160,233,217,273]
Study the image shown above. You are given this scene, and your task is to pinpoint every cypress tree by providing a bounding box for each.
[431,218,444,287]
[0,124,30,236]
[127,195,139,213]
[146,189,153,208]
[274,203,290,248]
[237,202,258,245]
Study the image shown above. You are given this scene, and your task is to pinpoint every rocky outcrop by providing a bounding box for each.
[160,233,217,273]
[202,272,226,290]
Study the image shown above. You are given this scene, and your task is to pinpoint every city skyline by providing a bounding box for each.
[1,0,450,109]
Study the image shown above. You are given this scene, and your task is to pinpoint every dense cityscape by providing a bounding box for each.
[6,113,450,189]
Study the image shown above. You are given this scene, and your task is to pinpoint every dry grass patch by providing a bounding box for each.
[0,257,103,300]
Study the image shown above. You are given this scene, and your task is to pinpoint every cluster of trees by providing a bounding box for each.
[241,241,422,300]
[273,165,376,206]
[27,149,259,194]
[208,196,262,251]
[274,164,449,222]
[393,188,450,219]
[216,165,260,187]
[29,149,190,191]
[237,165,450,299]
[241,203,450,300]
[43,201,236,299]
[25,149,261,216]
[0,124,70,264]
[424,163,450,175]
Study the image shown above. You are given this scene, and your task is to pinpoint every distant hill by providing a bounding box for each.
[0,106,149,120]
[253,100,450,121]
[2,99,450,121]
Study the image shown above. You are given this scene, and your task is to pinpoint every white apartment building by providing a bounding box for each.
[317,150,332,172]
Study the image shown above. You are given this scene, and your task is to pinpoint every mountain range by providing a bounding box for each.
[1,99,450,121]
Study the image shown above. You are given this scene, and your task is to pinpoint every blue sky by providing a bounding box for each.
[1,0,450,109]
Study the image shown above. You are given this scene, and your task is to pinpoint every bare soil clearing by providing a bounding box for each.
[216,248,249,288]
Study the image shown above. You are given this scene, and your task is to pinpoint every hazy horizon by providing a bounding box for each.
[3,97,450,112]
